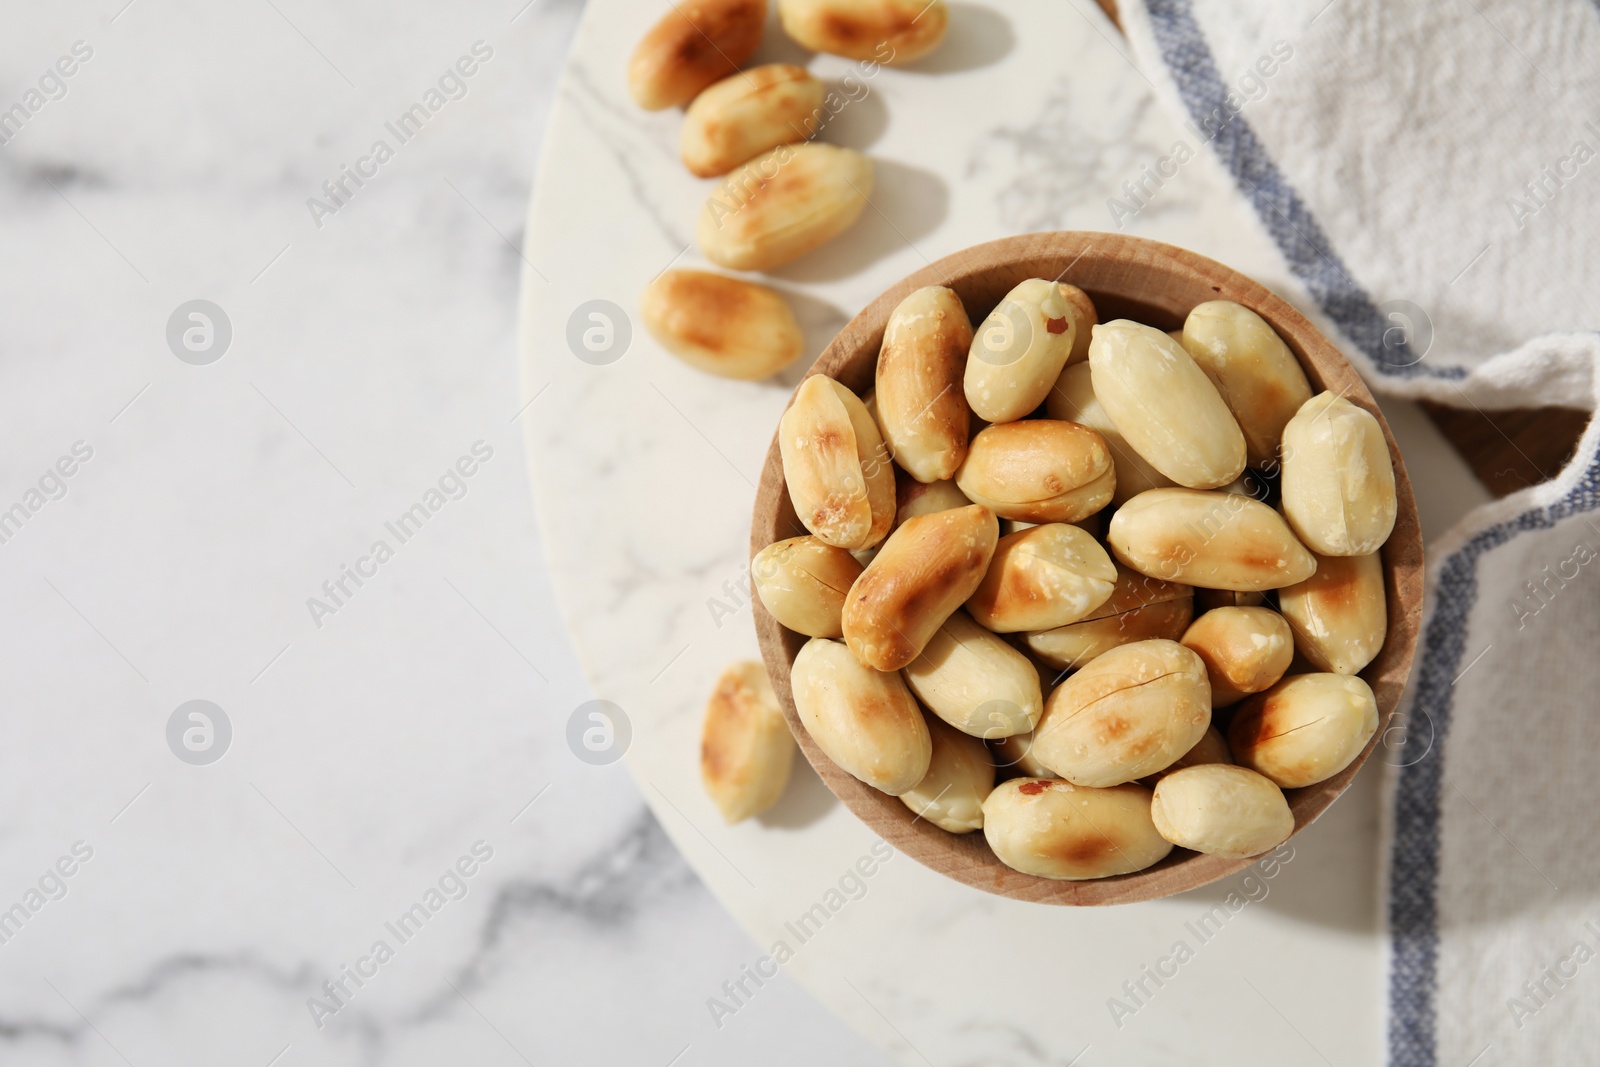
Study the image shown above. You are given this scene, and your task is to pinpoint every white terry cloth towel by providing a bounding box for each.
[1109,0,1600,1063]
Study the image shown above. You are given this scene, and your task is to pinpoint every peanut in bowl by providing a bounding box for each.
[748,232,1423,906]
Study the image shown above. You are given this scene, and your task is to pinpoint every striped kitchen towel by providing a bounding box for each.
[1114,0,1600,1062]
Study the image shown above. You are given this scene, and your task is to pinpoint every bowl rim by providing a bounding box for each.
[750,231,1423,906]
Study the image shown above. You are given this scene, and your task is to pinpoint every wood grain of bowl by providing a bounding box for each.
[750,232,1423,905]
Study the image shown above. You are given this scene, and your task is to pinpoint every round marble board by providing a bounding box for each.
[518,1,1490,1062]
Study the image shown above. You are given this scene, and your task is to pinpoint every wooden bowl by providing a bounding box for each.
[750,232,1423,905]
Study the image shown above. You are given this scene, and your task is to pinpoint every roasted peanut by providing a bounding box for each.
[965,281,1092,423]
[902,610,1043,738]
[701,661,797,822]
[1229,673,1378,789]
[1046,362,1175,504]
[779,374,895,549]
[841,504,998,671]
[1181,301,1314,467]
[1030,639,1211,787]
[699,144,873,271]
[1107,487,1317,590]
[900,717,994,833]
[954,420,1115,523]
[876,286,973,482]
[1140,724,1231,785]
[1180,606,1294,706]
[778,0,948,63]
[1151,764,1293,858]
[641,269,803,379]
[990,728,1056,779]
[750,535,863,637]
[1088,320,1246,489]
[628,0,767,110]
[893,473,972,531]
[1023,567,1193,671]
[791,637,931,794]
[1280,392,1398,556]
[1277,551,1387,675]
[681,64,825,177]
[982,778,1172,880]
[965,523,1116,633]
[1090,566,1192,617]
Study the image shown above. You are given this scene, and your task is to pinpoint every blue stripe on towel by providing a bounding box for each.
[1144,0,1465,380]
[1386,452,1600,1065]
[1140,4,1600,1062]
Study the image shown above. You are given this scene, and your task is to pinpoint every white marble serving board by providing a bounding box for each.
[520,0,1494,1063]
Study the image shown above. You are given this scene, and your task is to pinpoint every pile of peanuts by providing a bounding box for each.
[732,282,1396,880]
[625,0,950,380]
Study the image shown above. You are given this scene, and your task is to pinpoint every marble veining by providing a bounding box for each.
[971,84,1185,234]
[561,63,696,251]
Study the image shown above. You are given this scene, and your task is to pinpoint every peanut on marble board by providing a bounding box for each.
[628,0,952,378]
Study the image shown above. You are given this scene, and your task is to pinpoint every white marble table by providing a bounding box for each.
[521,0,1495,1064]
[0,1,889,1064]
